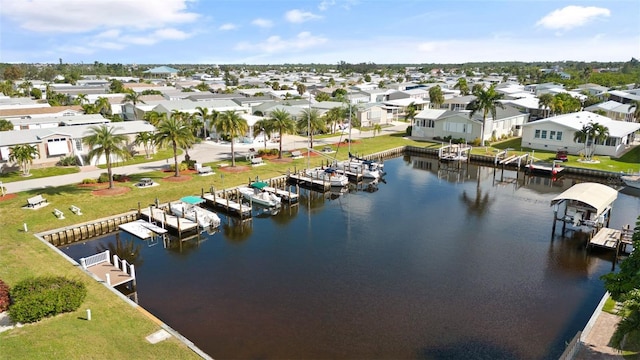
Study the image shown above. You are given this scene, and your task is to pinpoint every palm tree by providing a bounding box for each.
[538,93,554,118]
[573,124,591,159]
[84,125,130,189]
[154,116,195,177]
[589,122,610,158]
[76,93,89,105]
[143,110,166,127]
[323,107,343,134]
[453,78,470,96]
[628,100,640,122]
[428,85,444,109]
[0,119,14,131]
[466,84,505,146]
[9,144,39,176]
[405,101,418,123]
[296,83,307,97]
[94,97,112,117]
[612,289,640,349]
[134,131,154,159]
[122,90,145,120]
[267,108,296,158]
[196,106,211,139]
[372,124,382,137]
[297,108,325,148]
[215,110,248,167]
[253,118,274,149]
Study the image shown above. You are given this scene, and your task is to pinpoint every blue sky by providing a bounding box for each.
[1,0,638,65]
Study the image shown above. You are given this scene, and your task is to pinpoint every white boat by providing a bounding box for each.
[170,198,221,228]
[336,160,383,179]
[305,168,349,187]
[621,174,640,189]
[239,186,282,208]
[349,152,384,170]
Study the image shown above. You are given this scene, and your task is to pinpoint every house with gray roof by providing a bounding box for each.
[584,100,635,122]
[143,66,179,79]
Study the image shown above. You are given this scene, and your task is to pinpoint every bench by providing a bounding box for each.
[70,205,82,215]
[53,208,65,219]
[195,163,214,175]
[251,157,265,166]
[291,150,303,159]
[27,195,47,208]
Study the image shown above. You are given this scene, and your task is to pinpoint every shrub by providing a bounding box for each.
[169,163,188,172]
[9,276,86,323]
[113,174,130,182]
[57,155,77,166]
[97,173,110,183]
[81,178,97,184]
[0,279,10,313]
[181,159,196,170]
[405,126,412,136]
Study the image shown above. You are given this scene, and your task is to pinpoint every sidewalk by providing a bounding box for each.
[4,122,409,194]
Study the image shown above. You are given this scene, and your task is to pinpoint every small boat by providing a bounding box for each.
[525,161,564,177]
[305,167,349,187]
[349,152,385,169]
[239,185,282,208]
[170,196,221,228]
[621,174,640,189]
[336,160,383,179]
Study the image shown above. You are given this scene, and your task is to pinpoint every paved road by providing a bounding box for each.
[5,122,409,193]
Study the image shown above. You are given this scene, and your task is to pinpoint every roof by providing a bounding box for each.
[522,111,640,138]
[0,105,82,117]
[144,66,179,74]
[550,182,618,216]
[415,108,448,119]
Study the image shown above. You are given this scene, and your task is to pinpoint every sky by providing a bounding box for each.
[0,0,638,65]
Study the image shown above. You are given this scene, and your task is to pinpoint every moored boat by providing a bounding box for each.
[305,167,349,187]
[170,197,221,228]
[239,186,282,208]
[621,174,640,189]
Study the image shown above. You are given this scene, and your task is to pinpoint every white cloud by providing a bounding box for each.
[153,28,191,40]
[318,0,335,11]
[285,9,322,23]
[252,18,274,28]
[1,0,199,33]
[95,30,121,39]
[219,23,237,31]
[235,31,328,53]
[536,6,610,31]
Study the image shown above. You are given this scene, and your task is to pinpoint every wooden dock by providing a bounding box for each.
[262,185,299,204]
[288,173,331,192]
[140,207,199,233]
[80,250,135,287]
[333,168,363,183]
[589,228,621,250]
[438,144,472,161]
[202,193,252,217]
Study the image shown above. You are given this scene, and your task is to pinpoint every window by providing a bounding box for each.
[541,130,547,139]
[75,139,83,151]
[549,131,555,140]
[556,131,562,141]
[534,129,541,138]
[427,120,435,128]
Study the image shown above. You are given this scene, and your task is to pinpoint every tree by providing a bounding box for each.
[122,90,146,120]
[154,116,195,177]
[453,78,470,96]
[3,66,24,81]
[589,122,610,158]
[76,93,89,105]
[629,100,640,122]
[0,119,13,131]
[267,108,296,158]
[466,84,505,146]
[30,88,42,100]
[84,125,130,189]
[372,124,382,137]
[196,106,212,139]
[429,86,444,109]
[324,107,343,133]
[315,92,331,102]
[143,110,166,127]
[109,79,125,93]
[215,110,248,167]
[195,82,210,92]
[8,144,39,176]
[364,74,371,82]
[296,83,307,97]
[297,108,325,148]
[538,93,554,118]
[94,97,112,116]
[405,102,418,123]
[134,132,154,159]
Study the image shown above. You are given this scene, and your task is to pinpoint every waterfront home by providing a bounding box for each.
[411,106,528,143]
[0,105,83,123]
[520,111,640,157]
[584,100,635,122]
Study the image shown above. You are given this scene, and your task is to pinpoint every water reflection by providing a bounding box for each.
[222,217,253,243]
[97,232,143,267]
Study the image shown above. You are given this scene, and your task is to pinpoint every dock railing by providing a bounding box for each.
[80,249,110,269]
[80,249,136,286]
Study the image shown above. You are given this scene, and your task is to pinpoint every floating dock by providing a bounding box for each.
[140,207,199,234]
[119,219,168,240]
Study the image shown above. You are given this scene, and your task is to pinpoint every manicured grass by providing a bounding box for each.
[0,166,79,184]
[97,148,182,169]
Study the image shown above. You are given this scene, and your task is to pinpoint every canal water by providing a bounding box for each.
[61,155,640,360]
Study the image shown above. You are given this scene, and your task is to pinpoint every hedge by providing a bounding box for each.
[9,276,86,323]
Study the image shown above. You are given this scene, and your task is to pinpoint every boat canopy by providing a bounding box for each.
[181,195,205,205]
[250,181,269,190]
[550,182,618,216]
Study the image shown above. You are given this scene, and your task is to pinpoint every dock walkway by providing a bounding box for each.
[202,193,252,217]
[119,219,168,240]
[140,207,199,233]
[80,250,135,287]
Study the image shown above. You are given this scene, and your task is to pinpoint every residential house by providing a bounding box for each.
[442,95,476,111]
[606,90,640,104]
[143,66,179,79]
[500,97,547,121]
[520,111,640,157]
[0,105,83,123]
[584,100,635,121]
[356,103,391,127]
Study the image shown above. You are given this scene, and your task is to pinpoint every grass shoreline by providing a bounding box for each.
[1,133,638,358]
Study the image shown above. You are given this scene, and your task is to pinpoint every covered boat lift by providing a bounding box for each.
[550,182,618,235]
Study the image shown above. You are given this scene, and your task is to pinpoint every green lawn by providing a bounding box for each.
[0,166,79,184]
[97,148,182,169]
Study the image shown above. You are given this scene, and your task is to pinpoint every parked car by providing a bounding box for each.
[555,150,568,162]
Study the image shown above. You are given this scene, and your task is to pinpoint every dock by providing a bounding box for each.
[262,185,299,204]
[140,207,199,234]
[119,219,168,240]
[588,228,621,250]
[438,143,472,161]
[80,250,135,287]
[333,168,364,183]
[202,193,252,217]
[288,173,331,192]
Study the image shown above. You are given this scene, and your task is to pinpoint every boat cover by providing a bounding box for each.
[250,181,269,190]
[181,195,205,205]
[550,182,618,216]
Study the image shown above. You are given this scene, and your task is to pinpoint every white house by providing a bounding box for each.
[521,111,640,157]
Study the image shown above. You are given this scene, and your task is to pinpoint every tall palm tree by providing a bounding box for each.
[628,100,640,122]
[466,84,505,146]
[297,108,325,148]
[196,106,211,138]
[9,144,39,176]
[84,125,130,189]
[253,118,274,149]
[324,107,343,134]
[76,93,89,105]
[122,90,145,120]
[94,97,112,117]
[154,116,195,177]
[429,85,444,109]
[538,93,554,118]
[134,131,154,159]
[453,78,470,96]
[405,101,418,123]
[573,124,591,159]
[215,110,248,167]
[296,83,307,97]
[143,110,166,127]
[267,108,296,158]
[589,122,610,158]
